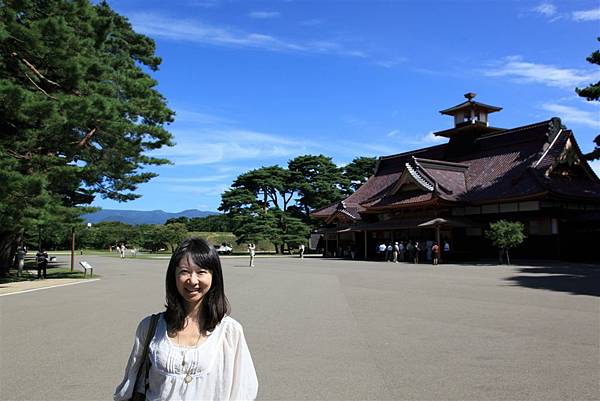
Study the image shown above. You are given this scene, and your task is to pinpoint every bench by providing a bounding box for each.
[79,260,94,278]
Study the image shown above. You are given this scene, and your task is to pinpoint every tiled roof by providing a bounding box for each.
[313,118,600,220]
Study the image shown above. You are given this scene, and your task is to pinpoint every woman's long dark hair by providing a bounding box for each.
[164,238,230,334]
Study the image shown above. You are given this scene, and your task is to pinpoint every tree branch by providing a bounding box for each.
[12,52,60,87]
[24,72,58,100]
[74,128,98,149]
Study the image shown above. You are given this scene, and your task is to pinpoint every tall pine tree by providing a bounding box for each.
[0,1,174,274]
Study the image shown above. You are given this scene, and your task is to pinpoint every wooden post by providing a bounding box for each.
[364,231,368,260]
[70,226,75,272]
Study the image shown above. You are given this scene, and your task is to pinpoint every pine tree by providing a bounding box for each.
[576,37,600,161]
[0,1,174,274]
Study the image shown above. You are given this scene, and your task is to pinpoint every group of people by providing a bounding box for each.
[377,240,450,265]
[110,243,137,258]
[14,245,49,278]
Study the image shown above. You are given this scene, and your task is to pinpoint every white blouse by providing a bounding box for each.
[114,314,258,401]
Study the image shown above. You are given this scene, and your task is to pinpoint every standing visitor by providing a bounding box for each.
[299,243,305,259]
[392,242,399,263]
[399,241,405,262]
[36,248,48,279]
[443,240,450,262]
[114,238,258,401]
[248,243,256,267]
[16,246,26,277]
[413,241,421,264]
[406,241,414,264]
[432,242,440,266]
[378,243,386,261]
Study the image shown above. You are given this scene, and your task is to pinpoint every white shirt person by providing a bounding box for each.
[114,238,258,401]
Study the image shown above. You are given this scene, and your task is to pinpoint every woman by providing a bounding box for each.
[114,238,258,401]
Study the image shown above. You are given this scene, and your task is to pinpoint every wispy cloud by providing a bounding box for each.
[129,13,367,59]
[166,184,230,196]
[387,130,400,138]
[572,7,600,21]
[541,103,600,128]
[300,18,323,26]
[157,175,232,183]
[248,11,280,19]
[374,56,408,68]
[405,132,447,146]
[532,2,557,17]
[174,109,235,126]
[482,56,600,89]
[153,129,311,166]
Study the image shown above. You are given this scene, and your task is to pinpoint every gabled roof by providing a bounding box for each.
[313,118,600,220]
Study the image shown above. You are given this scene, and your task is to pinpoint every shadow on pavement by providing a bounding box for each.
[505,264,600,297]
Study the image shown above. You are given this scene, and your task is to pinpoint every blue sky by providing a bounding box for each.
[95,0,600,213]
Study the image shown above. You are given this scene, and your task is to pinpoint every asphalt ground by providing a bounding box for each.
[1,255,598,401]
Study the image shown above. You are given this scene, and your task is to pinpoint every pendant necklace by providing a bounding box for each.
[178,328,203,384]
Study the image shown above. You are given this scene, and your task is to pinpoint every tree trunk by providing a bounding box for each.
[0,230,22,276]
[505,249,511,265]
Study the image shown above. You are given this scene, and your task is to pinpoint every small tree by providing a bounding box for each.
[485,220,525,265]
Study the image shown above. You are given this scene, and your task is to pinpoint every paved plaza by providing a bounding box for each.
[1,255,598,400]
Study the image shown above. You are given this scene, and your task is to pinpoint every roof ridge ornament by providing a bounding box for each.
[464,92,476,102]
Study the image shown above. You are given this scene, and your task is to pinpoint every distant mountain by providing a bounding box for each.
[82,209,218,225]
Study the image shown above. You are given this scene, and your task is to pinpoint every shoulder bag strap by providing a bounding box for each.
[132,313,160,397]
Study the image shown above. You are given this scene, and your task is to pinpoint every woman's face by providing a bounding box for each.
[175,253,213,307]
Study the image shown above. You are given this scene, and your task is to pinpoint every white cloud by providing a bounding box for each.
[533,2,557,17]
[541,103,600,128]
[248,11,280,19]
[157,175,232,183]
[300,19,323,26]
[407,132,447,146]
[129,13,367,58]
[374,57,408,68]
[152,129,311,166]
[572,8,600,21]
[483,56,600,88]
[174,109,234,126]
[387,130,400,137]
[166,184,230,196]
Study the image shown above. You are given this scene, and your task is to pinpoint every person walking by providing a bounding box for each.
[248,243,256,267]
[36,248,48,279]
[299,243,305,259]
[114,238,258,401]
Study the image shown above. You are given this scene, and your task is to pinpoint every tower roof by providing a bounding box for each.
[439,93,502,116]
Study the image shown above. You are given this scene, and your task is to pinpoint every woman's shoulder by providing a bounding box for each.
[218,316,246,336]
[135,313,163,338]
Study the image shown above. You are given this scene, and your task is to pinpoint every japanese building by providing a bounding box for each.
[312,93,600,262]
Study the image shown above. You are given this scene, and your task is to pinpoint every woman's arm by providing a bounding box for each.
[113,316,152,401]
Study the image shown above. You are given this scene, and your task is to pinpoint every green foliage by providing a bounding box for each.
[485,220,525,264]
[187,215,233,232]
[341,156,377,194]
[576,37,600,161]
[0,0,174,273]
[288,154,344,214]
